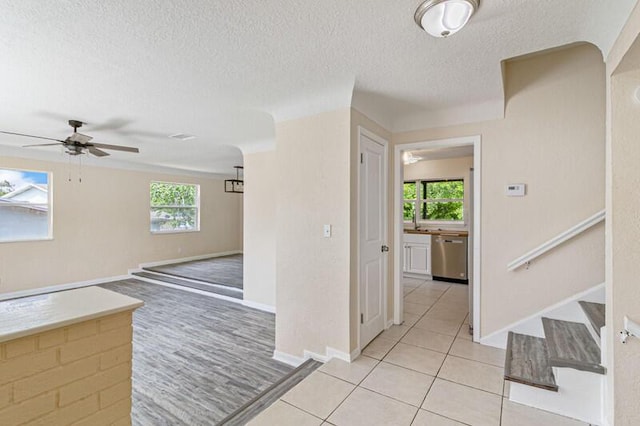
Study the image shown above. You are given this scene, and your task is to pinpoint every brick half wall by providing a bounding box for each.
[0,311,134,425]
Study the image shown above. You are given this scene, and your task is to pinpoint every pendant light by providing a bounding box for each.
[414,0,479,38]
[225,166,244,193]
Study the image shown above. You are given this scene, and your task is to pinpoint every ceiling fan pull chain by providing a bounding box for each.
[78,155,82,183]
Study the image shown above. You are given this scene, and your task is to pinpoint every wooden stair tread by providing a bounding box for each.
[542,318,605,374]
[504,332,558,391]
[132,271,243,299]
[578,301,605,337]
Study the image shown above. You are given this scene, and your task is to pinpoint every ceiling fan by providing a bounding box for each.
[0,120,140,157]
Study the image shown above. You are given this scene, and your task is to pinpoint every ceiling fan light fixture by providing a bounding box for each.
[414,0,479,38]
[403,152,423,165]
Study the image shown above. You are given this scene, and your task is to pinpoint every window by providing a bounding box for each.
[403,181,417,221]
[421,179,464,221]
[404,178,464,223]
[0,168,51,242]
[150,182,200,233]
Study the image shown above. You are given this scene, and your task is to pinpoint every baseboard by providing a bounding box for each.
[0,274,130,301]
[326,347,353,362]
[274,346,355,367]
[480,282,605,349]
[138,250,242,268]
[242,300,276,314]
[403,272,431,280]
[349,348,361,361]
[273,350,306,367]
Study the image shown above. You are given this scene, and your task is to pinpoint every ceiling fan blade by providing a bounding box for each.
[86,118,133,132]
[0,131,64,143]
[22,143,63,147]
[88,147,110,157]
[91,142,139,153]
[68,132,93,144]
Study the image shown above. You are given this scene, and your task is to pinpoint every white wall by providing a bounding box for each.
[607,4,640,422]
[243,150,277,309]
[393,43,606,336]
[0,156,243,294]
[275,109,352,357]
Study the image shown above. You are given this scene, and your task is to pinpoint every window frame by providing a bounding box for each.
[403,180,417,223]
[149,181,201,234]
[0,167,53,244]
[403,178,465,225]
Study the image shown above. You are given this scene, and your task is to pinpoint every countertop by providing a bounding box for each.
[404,229,469,237]
[0,286,143,343]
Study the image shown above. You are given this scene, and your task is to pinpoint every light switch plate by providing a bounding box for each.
[506,183,526,197]
[323,224,331,238]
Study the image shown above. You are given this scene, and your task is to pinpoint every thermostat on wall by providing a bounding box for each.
[506,183,526,197]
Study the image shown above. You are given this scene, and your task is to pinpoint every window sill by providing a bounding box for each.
[0,237,54,244]
[150,229,200,235]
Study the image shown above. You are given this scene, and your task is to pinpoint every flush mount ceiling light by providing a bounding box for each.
[414,0,479,38]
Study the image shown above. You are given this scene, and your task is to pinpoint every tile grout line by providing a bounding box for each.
[410,281,503,425]
[411,283,475,426]
[278,399,325,422]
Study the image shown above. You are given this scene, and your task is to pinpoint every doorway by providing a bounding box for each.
[393,136,481,341]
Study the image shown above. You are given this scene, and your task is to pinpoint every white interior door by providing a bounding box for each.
[360,132,387,349]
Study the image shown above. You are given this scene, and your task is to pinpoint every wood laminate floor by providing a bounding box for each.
[144,254,244,289]
[99,279,292,425]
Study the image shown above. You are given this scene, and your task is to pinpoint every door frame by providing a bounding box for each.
[357,126,390,351]
[393,135,482,342]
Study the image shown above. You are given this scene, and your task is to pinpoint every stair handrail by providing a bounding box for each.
[507,209,605,271]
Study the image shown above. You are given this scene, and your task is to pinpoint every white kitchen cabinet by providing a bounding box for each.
[403,233,431,276]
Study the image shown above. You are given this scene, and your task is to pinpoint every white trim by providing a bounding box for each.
[273,350,306,367]
[138,250,242,268]
[357,126,390,351]
[0,274,130,301]
[304,347,354,363]
[394,136,482,341]
[480,282,605,349]
[326,347,353,362]
[349,348,361,361]
[507,210,605,271]
[509,368,604,425]
[242,300,276,314]
[275,345,362,367]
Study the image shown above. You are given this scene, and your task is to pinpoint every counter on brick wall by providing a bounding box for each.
[0,286,143,425]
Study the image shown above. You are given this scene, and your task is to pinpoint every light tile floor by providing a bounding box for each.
[248,278,589,426]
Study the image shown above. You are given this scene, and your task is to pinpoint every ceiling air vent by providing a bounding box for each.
[169,133,196,141]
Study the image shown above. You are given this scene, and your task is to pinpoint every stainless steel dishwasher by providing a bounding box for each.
[431,235,468,284]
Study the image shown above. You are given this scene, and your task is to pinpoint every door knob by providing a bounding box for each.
[381,245,389,252]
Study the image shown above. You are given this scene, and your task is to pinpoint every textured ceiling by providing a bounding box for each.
[0,0,635,175]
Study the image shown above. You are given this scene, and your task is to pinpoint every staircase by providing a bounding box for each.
[504,300,606,424]
[131,270,244,301]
